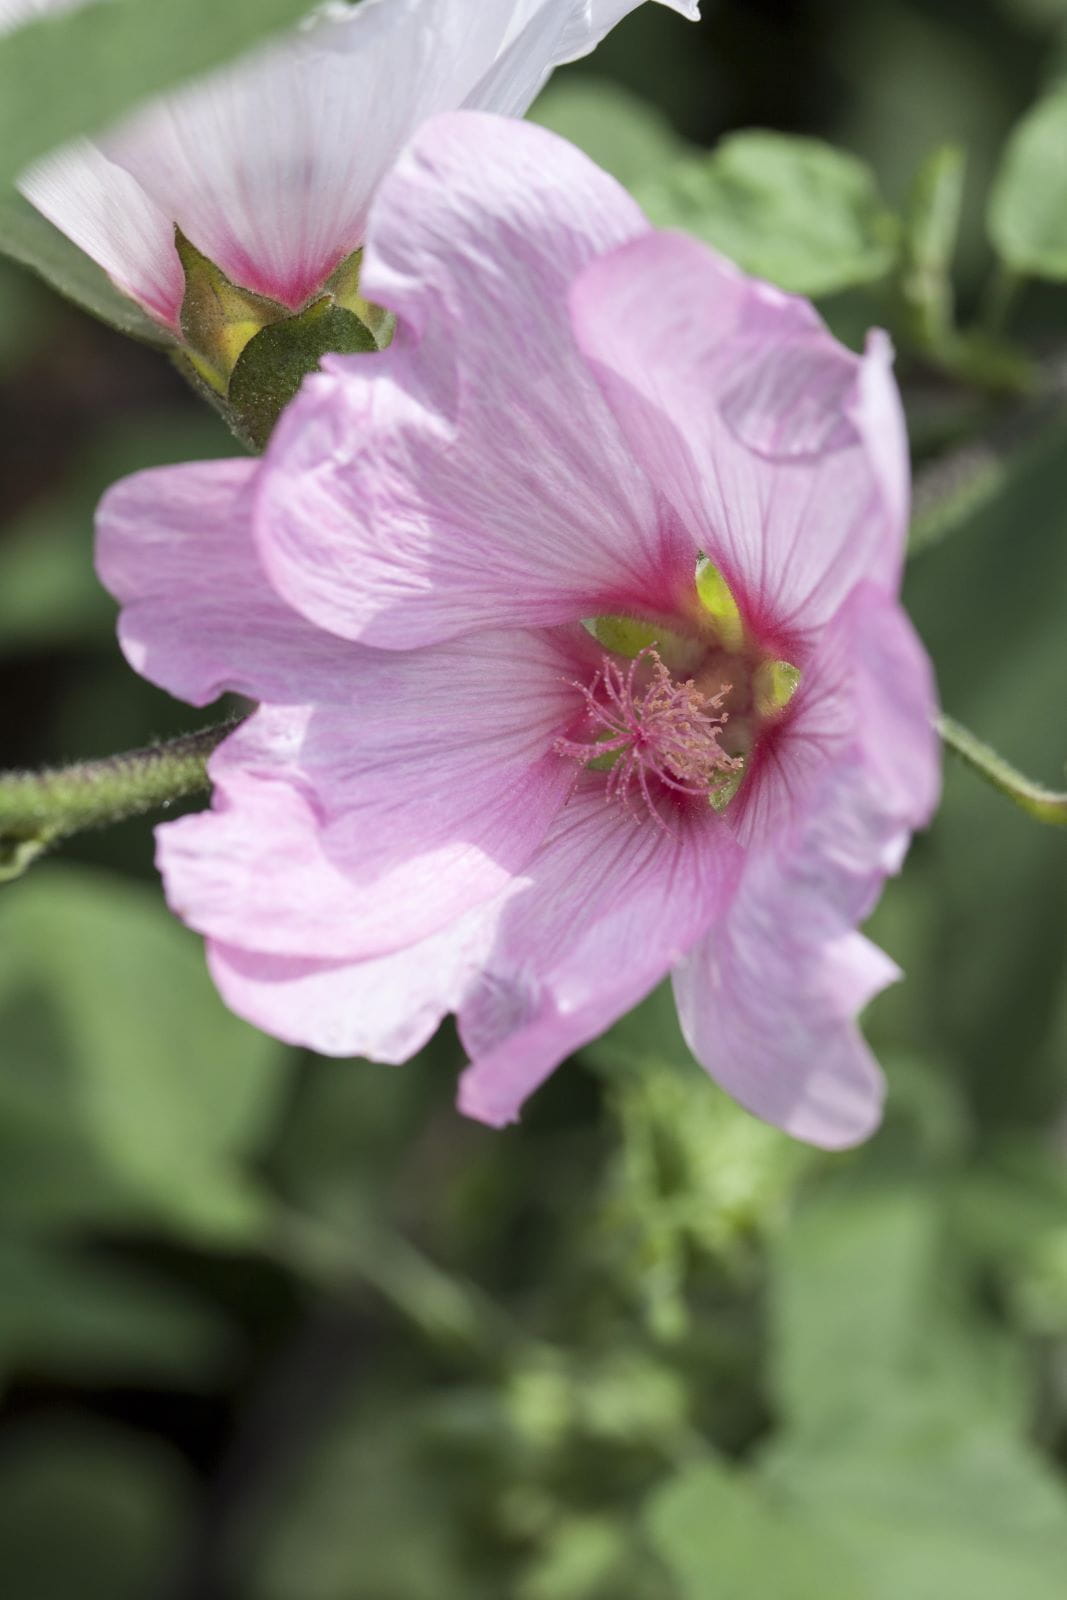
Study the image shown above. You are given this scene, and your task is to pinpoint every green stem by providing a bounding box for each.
[0,717,239,881]
[939,713,1067,825]
[979,261,1025,338]
[266,1204,522,1363]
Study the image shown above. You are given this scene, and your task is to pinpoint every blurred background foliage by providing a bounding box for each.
[2,0,1067,1595]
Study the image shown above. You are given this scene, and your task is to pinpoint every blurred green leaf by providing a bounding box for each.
[0,864,290,1241]
[635,132,899,295]
[769,1186,949,1438]
[648,1179,1067,1600]
[646,1454,859,1600]
[0,1238,235,1390]
[763,1438,1067,1600]
[0,1415,194,1600]
[0,191,167,342]
[988,83,1067,277]
[531,76,689,190]
[0,0,312,186]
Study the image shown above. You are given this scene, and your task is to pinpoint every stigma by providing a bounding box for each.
[555,648,743,826]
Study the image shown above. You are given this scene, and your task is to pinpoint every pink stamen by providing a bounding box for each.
[555,647,741,827]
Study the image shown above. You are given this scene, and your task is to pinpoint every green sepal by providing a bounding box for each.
[326,250,396,347]
[227,298,378,451]
[176,227,286,393]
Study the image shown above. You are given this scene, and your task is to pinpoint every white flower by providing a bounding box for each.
[3,0,699,329]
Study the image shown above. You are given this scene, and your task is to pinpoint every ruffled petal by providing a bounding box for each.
[465,0,700,118]
[158,629,578,961]
[673,585,939,1149]
[571,231,910,646]
[256,112,691,649]
[456,776,742,1126]
[673,918,896,1150]
[206,900,496,1061]
[95,458,365,707]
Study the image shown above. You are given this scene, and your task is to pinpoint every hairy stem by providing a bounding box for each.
[0,717,240,881]
[939,713,1067,825]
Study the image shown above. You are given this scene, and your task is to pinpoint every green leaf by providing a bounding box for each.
[647,1179,1067,1600]
[0,190,167,342]
[769,1186,945,1438]
[988,84,1067,277]
[227,298,377,450]
[763,1425,1067,1600]
[645,1455,860,1600]
[0,0,314,187]
[635,131,899,296]
[0,864,290,1242]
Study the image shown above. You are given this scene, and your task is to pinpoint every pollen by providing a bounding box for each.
[555,647,742,825]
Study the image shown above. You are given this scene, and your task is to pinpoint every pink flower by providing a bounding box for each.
[5,0,698,330]
[96,112,939,1148]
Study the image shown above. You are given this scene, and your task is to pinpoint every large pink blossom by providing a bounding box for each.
[3,0,698,330]
[96,113,939,1148]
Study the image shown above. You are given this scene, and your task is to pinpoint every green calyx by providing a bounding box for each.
[174,234,391,452]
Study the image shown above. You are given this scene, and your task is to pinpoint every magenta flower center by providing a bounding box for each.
[555,647,743,824]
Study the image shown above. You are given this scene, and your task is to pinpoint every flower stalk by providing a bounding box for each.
[938,713,1067,825]
[0,717,240,882]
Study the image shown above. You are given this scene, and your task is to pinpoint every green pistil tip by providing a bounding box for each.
[694,558,744,652]
[754,659,802,717]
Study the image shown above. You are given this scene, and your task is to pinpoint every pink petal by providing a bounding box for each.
[673,585,939,1149]
[19,140,183,328]
[457,776,742,1127]
[98,1,534,312]
[206,901,497,1061]
[256,113,692,649]
[571,231,910,646]
[465,0,700,117]
[95,458,364,707]
[158,629,579,961]
[673,919,896,1150]
[16,2,683,325]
